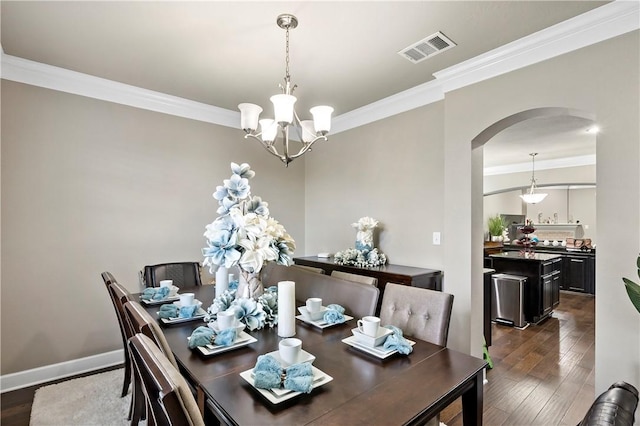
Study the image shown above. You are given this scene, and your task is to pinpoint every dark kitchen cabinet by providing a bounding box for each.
[563,254,595,294]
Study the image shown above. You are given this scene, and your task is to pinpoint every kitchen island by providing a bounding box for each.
[489,251,563,324]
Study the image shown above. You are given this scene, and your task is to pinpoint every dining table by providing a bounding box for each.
[139,284,487,425]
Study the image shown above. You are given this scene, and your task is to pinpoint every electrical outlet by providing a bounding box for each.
[433,232,441,245]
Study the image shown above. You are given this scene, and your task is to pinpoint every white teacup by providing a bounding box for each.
[160,280,173,288]
[357,316,381,337]
[306,297,322,313]
[279,338,302,365]
[179,292,195,307]
[217,310,237,330]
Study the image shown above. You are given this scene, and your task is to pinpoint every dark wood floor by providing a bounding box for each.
[441,290,595,426]
[1,291,594,426]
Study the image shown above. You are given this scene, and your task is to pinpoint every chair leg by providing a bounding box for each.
[128,372,145,423]
[121,348,132,397]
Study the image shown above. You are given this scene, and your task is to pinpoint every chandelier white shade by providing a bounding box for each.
[520,153,548,204]
[238,14,334,166]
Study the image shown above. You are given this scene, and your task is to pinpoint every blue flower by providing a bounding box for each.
[246,196,270,217]
[231,162,255,179]
[202,229,242,270]
[216,196,238,215]
[224,174,250,199]
[231,298,266,331]
[213,185,228,201]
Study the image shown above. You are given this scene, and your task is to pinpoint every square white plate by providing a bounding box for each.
[263,349,315,368]
[140,295,180,306]
[342,335,415,359]
[351,327,393,347]
[239,365,332,404]
[297,305,328,321]
[190,330,257,356]
[158,305,207,324]
[295,314,353,329]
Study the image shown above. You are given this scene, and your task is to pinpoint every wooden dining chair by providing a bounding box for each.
[100,273,133,401]
[378,283,454,346]
[330,270,378,287]
[142,262,202,288]
[128,333,205,426]
[123,300,178,367]
[107,281,144,424]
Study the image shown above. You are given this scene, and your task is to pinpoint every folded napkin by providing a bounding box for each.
[253,354,314,393]
[141,286,170,301]
[187,326,237,349]
[179,305,198,318]
[323,304,346,324]
[158,304,179,319]
[382,325,413,355]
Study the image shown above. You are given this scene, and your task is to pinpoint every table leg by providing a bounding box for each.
[461,369,484,425]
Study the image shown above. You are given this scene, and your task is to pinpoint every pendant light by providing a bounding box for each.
[520,153,547,204]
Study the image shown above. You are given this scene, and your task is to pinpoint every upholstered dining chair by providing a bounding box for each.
[378,283,454,346]
[128,333,205,426]
[292,264,325,274]
[100,272,133,400]
[330,270,378,287]
[142,262,202,288]
[379,283,454,426]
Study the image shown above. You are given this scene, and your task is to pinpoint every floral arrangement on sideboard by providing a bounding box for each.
[202,162,296,299]
[334,216,387,268]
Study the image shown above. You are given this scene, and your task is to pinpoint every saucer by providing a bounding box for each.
[351,327,393,347]
[208,321,245,334]
[297,305,328,321]
[264,349,315,367]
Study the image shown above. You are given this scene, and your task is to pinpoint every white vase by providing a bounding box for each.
[215,266,228,298]
[237,270,263,300]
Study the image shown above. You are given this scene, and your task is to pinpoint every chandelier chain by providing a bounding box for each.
[285,27,290,81]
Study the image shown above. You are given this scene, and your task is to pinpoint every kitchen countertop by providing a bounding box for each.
[489,251,563,261]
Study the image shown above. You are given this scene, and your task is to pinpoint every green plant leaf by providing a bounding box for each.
[623,277,640,315]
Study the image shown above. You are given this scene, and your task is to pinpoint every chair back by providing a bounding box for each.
[128,334,204,426]
[292,264,325,274]
[108,282,136,340]
[262,264,379,319]
[101,271,118,286]
[123,300,178,367]
[143,262,202,288]
[379,283,454,346]
[331,270,378,287]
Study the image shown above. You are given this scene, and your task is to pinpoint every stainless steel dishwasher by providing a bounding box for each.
[491,273,528,329]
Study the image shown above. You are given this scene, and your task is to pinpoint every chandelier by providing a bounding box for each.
[520,153,547,204]
[238,14,334,167]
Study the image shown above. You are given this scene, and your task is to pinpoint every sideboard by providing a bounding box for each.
[293,256,443,314]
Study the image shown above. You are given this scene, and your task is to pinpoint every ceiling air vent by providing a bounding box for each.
[398,31,456,64]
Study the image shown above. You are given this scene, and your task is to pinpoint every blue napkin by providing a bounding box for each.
[188,326,237,349]
[141,286,170,301]
[253,354,314,393]
[323,304,346,324]
[382,325,413,355]
[179,305,198,318]
[158,304,178,319]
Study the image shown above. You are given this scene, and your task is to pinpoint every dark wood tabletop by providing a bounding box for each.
[140,285,486,425]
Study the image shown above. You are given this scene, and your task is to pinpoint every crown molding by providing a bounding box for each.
[0,53,240,128]
[483,154,596,176]
[1,1,637,134]
[433,0,640,93]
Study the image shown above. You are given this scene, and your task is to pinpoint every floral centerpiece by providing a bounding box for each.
[334,217,387,268]
[204,285,279,331]
[202,162,296,299]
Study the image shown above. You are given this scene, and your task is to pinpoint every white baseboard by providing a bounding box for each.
[0,349,124,393]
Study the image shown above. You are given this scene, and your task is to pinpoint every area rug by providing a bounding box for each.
[30,369,132,425]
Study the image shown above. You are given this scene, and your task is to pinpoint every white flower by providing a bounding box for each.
[352,216,379,231]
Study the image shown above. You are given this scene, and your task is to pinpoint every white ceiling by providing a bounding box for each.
[1,1,608,167]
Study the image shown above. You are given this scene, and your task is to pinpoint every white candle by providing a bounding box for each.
[278,280,296,337]
[215,266,228,298]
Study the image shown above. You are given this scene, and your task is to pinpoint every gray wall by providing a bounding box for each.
[1,29,638,401]
[1,81,305,374]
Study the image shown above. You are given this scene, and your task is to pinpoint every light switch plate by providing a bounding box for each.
[433,232,441,245]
